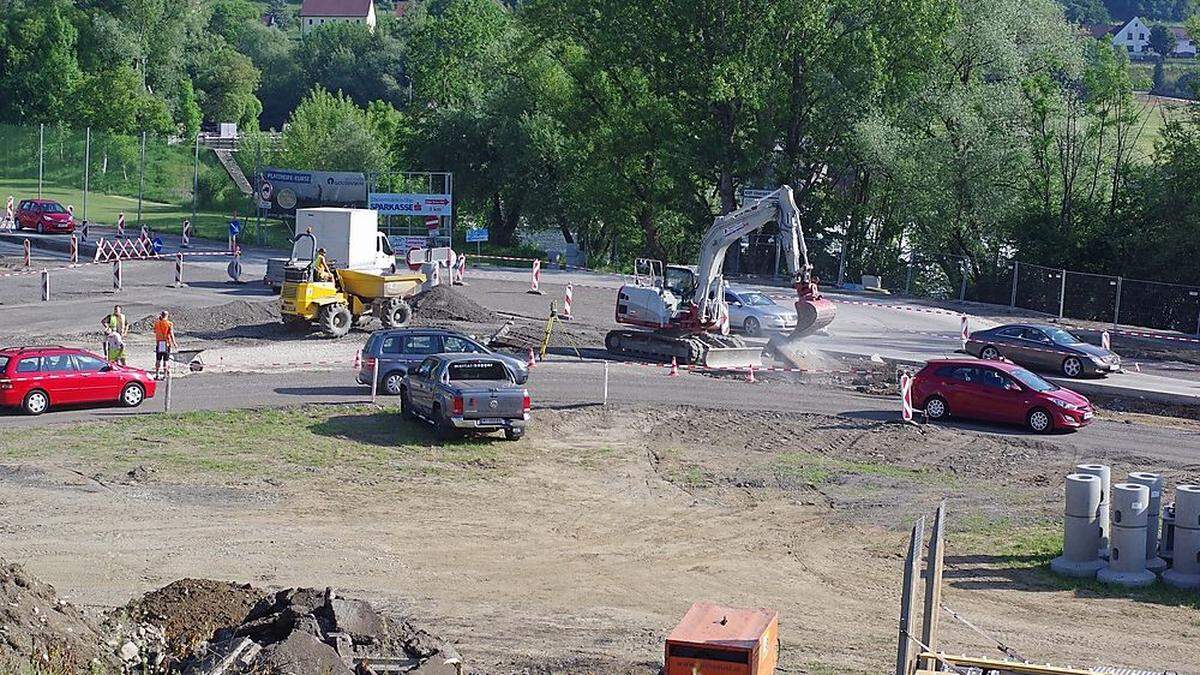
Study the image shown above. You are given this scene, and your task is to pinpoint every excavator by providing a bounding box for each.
[605,185,835,368]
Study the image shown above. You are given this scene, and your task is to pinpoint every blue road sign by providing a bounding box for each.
[465,227,489,243]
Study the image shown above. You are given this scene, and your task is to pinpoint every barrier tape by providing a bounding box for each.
[0,249,231,279]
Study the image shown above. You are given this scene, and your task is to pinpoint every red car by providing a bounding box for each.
[911,358,1093,433]
[16,199,75,234]
[0,346,156,415]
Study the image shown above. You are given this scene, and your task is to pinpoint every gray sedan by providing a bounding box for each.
[724,287,798,337]
[965,323,1120,377]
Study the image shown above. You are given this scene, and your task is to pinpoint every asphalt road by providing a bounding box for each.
[4,360,1197,467]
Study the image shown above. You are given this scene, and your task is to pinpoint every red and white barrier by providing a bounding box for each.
[112,260,122,291]
[181,221,191,248]
[960,315,968,348]
[139,224,150,243]
[899,373,914,423]
[562,283,574,319]
[69,235,78,265]
[94,237,153,263]
[667,357,679,377]
[746,363,756,383]
[23,239,30,268]
[353,349,362,372]
[527,259,542,294]
[174,253,184,287]
[452,254,466,285]
[4,196,12,224]
[116,212,125,237]
[1101,330,1111,351]
[40,269,49,302]
[527,348,536,368]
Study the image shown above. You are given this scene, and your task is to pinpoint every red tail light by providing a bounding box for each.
[364,356,376,368]
[522,393,531,413]
[0,379,11,390]
[452,396,464,416]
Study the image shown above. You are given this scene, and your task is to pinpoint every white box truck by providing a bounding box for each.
[264,208,397,290]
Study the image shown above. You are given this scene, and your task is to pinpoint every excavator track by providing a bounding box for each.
[605,330,762,368]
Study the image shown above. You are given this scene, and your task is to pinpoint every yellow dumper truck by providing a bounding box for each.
[281,232,425,337]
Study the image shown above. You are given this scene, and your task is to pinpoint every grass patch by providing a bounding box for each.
[0,404,509,484]
[1131,96,1191,162]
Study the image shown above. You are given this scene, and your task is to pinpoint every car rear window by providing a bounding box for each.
[447,361,510,381]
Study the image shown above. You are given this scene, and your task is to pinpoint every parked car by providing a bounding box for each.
[724,287,798,337]
[911,358,1093,433]
[400,354,530,440]
[16,199,75,234]
[357,328,529,395]
[965,323,1120,377]
[0,346,156,415]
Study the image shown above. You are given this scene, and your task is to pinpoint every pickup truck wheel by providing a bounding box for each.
[379,299,413,328]
[434,404,458,439]
[399,387,416,420]
[319,303,352,338]
[504,427,524,441]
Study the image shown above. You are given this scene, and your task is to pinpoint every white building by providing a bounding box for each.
[298,0,376,35]
[1170,25,1197,57]
[1093,17,1196,57]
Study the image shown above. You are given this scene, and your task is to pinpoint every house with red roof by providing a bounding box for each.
[299,0,377,35]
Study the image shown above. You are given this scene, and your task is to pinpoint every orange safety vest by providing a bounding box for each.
[154,319,174,342]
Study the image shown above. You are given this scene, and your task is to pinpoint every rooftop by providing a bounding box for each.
[299,0,373,18]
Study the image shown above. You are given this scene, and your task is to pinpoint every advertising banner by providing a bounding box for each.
[368,193,453,217]
[258,169,367,217]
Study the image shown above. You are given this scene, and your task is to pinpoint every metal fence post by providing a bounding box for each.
[37,123,44,199]
[1058,268,1067,318]
[191,132,200,224]
[1010,261,1019,307]
[136,131,146,226]
[957,259,967,302]
[905,261,913,295]
[1113,276,1123,328]
[164,365,172,412]
[370,358,379,403]
[602,361,609,406]
[83,127,91,221]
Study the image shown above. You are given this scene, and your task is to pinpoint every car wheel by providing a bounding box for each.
[434,404,457,439]
[399,387,416,420]
[1027,407,1053,433]
[743,316,761,337]
[319,303,352,338]
[1062,356,1083,378]
[504,427,524,441]
[22,389,49,416]
[120,382,145,407]
[980,346,1000,361]
[383,371,404,396]
[924,395,948,421]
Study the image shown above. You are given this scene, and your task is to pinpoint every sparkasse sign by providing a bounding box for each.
[368,193,453,217]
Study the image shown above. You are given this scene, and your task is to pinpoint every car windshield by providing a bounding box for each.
[1044,327,1083,345]
[739,292,775,307]
[1009,367,1058,392]
[40,203,67,214]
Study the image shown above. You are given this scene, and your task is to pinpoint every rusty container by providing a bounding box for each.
[664,602,779,675]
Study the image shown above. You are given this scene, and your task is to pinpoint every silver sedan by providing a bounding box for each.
[725,287,798,336]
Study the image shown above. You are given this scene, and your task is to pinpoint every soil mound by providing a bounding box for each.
[0,561,112,671]
[122,578,264,662]
[129,299,281,337]
[411,286,493,323]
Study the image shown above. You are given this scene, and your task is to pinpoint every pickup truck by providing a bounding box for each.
[400,354,530,440]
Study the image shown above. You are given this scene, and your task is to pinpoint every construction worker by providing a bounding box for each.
[153,310,177,380]
[100,305,128,336]
[104,328,127,366]
[314,247,333,282]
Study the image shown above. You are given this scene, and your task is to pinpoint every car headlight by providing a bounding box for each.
[1089,355,1106,364]
[1050,398,1080,411]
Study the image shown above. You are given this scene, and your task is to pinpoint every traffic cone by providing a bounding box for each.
[1134,362,1141,373]
[527,348,536,368]
[353,349,362,371]
[668,357,679,377]
[746,364,756,383]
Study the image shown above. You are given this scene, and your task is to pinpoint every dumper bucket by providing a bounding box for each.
[700,346,764,370]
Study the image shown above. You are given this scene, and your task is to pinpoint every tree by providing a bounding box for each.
[278,88,392,172]
[190,42,262,127]
[265,0,291,28]
[0,0,82,123]
[299,22,408,110]
[1148,23,1177,58]
[1056,0,1111,23]
[237,22,304,129]
[177,78,202,137]
[209,0,260,43]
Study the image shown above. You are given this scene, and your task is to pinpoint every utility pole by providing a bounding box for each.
[191,132,200,224]
[136,131,146,226]
[83,128,91,221]
[37,123,44,198]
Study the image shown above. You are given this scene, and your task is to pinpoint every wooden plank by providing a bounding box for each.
[894,516,925,675]
[919,501,946,670]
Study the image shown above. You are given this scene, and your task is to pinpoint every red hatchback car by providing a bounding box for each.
[16,199,75,234]
[912,358,1093,433]
[0,346,156,415]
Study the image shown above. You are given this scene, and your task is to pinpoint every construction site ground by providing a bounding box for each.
[3,236,1200,672]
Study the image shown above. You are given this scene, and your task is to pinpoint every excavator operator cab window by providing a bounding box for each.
[664,267,695,301]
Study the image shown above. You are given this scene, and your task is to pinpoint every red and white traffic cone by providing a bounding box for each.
[1101,330,1111,351]
[561,283,574,320]
[353,349,362,371]
[116,212,125,237]
[527,348,536,368]
[23,239,30,268]
[527,259,543,295]
[746,364,756,383]
[181,220,191,249]
[668,357,679,377]
[452,255,466,285]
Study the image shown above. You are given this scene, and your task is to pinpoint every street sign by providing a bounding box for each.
[465,227,489,243]
[425,215,440,233]
[368,192,453,217]
[151,237,163,254]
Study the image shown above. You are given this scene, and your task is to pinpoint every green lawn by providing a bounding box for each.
[0,177,292,249]
[1132,95,1191,161]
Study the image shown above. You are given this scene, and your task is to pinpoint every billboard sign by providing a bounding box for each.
[258,169,367,217]
[368,192,453,217]
[465,227,489,243]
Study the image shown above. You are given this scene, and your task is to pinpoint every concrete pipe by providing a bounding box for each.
[1097,483,1157,588]
[1051,473,1105,578]
[1126,471,1167,572]
[1075,463,1111,558]
[1163,485,1200,590]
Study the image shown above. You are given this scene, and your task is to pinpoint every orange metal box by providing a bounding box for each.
[664,602,779,675]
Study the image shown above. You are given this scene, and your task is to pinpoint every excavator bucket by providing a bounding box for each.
[793,297,836,338]
[700,346,764,370]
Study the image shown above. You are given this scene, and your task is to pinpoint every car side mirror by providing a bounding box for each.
[100,365,113,372]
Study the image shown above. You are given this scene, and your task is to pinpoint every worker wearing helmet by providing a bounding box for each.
[314,247,333,282]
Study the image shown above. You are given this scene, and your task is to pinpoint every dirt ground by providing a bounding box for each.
[2,403,1198,674]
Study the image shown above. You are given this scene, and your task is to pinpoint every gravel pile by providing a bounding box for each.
[0,561,115,671]
[411,286,493,323]
[129,300,281,337]
[120,578,264,663]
